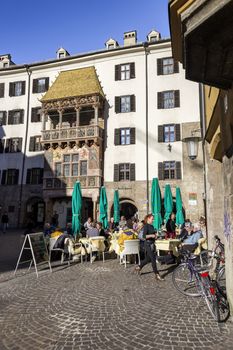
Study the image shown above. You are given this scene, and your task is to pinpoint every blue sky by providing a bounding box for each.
[1,0,170,65]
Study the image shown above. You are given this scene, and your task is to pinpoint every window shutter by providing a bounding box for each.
[174,90,180,108]
[130,163,135,181]
[115,65,120,81]
[158,162,164,180]
[45,77,49,91]
[130,63,135,79]
[21,81,26,95]
[0,83,5,98]
[130,128,136,144]
[158,125,164,142]
[173,60,179,73]
[1,170,6,185]
[176,161,182,179]
[115,96,120,113]
[0,139,4,153]
[114,164,119,182]
[5,139,10,153]
[175,124,181,141]
[114,129,120,145]
[26,169,31,184]
[0,111,7,125]
[14,169,19,185]
[31,108,38,122]
[18,138,23,152]
[29,137,35,151]
[20,110,24,124]
[39,168,44,184]
[157,59,163,75]
[32,79,38,93]
[130,95,136,112]
[157,92,163,109]
[8,111,13,125]
[9,83,14,97]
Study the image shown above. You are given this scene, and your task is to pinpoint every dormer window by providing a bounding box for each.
[108,44,114,49]
[59,52,65,58]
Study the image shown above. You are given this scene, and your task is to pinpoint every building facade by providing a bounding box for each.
[0,30,204,229]
[169,0,233,313]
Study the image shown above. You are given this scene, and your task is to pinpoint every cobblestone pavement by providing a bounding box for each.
[0,232,233,350]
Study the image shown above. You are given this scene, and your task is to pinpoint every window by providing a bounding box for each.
[0,111,6,125]
[114,128,136,145]
[29,136,42,151]
[0,83,4,98]
[55,163,62,177]
[157,90,180,109]
[32,77,49,93]
[115,62,135,80]
[9,81,25,96]
[119,163,130,181]
[59,52,65,58]
[114,163,135,182]
[158,124,180,143]
[5,138,22,153]
[26,168,43,185]
[31,107,42,122]
[3,62,8,68]
[80,161,87,176]
[157,57,179,75]
[8,110,24,124]
[1,169,19,185]
[115,95,136,113]
[158,161,181,180]
[54,154,82,177]
[108,44,114,49]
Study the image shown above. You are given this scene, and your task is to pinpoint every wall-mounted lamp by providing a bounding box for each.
[182,128,202,160]
[167,143,172,152]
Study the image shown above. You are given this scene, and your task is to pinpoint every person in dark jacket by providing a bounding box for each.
[135,214,164,281]
[1,212,9,234]
[165,212,176,239]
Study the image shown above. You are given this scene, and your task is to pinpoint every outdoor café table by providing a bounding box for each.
[155,239,181,257]
[108,237,120,255]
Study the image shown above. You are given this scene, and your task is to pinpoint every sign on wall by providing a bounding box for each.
[189,192,197,206]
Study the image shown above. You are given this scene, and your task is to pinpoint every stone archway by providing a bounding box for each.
[110,198,138,220]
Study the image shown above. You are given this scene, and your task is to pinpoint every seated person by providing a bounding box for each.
[97,222,109,249]
[44,222,52,237]
[109,217,118,233]
[51,227,63,238]
[182,223,203,253]
[165,212,176,239]
[178,220,192,241]
[86,222,99,238]
[117,219,137,252]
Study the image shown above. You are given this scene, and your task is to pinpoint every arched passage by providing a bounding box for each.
[110,198,138,220]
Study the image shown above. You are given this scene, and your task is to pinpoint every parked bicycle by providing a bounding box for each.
[172,248,229,322]
[199,235,225,290]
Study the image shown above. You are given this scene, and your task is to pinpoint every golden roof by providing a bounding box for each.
[41,66,104,102]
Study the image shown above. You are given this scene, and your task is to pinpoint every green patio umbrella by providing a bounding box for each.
[113,190,120,224]
[151,178,162,230]
[164,184,173,223]
[99,186,109,229]
[72,181,82,238]
[175,187,184,226]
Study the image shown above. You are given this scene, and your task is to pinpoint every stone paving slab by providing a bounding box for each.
[0,258,233,350]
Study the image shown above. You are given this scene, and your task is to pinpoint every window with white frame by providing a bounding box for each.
[120,96,131,113]
[120,64,130,80]
[120,128,131,145]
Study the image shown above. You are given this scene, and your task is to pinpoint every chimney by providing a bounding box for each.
[124,30,137,47]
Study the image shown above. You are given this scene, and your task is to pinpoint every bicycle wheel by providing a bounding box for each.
[217,266,226,292]
[199,275,220,321]
[216,284,230,322]
[172,263,201,297]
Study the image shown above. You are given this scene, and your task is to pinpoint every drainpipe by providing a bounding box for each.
[199,82,208,235]
[143,42,149,214]
[17,65,31,227]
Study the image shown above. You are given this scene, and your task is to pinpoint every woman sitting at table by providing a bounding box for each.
[135,214,164,281]
[97,222,110,249]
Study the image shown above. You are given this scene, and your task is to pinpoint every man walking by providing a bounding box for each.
[1,212,9,234]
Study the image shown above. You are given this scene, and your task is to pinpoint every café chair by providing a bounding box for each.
[120,239,140,268]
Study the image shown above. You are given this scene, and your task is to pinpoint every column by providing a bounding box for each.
[75,107,80,127]
[93,200,97,221]
[42,113,46,131]
[58,109,63,129]
[94,105,98,125]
